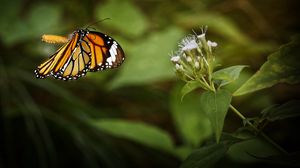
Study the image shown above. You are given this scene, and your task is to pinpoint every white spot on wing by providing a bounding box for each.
[107,42,118,66]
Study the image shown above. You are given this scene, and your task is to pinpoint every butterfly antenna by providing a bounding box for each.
[86,18,111,30]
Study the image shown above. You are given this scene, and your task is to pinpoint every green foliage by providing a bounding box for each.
[180,81,202,101]
[228,138,280,163]
[261,100,300,122]
[213,65,248,87]
[28,4,62,34]
[180,143,229,168]
[252,152,300,167]
[200,90,232,143]
[92,119,174,153]
[234,36,300,96]
[221,70,253,93]
[171,86,212,147]
[0,2,62,45]
[180,134,242,168]
[95,0,148,37]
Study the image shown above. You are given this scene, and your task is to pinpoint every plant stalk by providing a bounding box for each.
[229,104,288,155]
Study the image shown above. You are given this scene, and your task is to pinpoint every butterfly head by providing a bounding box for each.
[68,29,89,40]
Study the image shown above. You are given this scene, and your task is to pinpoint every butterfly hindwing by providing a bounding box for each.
[85,31,125,72]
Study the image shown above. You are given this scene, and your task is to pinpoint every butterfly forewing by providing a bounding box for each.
[53,33,79,72]
[36,40,73,77]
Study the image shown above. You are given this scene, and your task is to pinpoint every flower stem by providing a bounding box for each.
[229,104,288,155]
[196,79,211,91]
[201,77,210,87]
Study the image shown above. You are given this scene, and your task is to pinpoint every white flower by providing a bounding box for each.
[186,56,192,62]
[197,26,207,39]
[207,40,218,47]
[195,61,200,69]
[197,33,205,40]
[171,55,180,63]
[180,36,198,51]
[175,64,184,71]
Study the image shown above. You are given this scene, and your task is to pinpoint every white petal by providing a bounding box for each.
[171,56,180,62]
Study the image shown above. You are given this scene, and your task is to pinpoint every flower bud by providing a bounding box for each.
[171,55,180,63]
[186,56,192,63]
[175,63,184,71]
[195,61,200,69]
[207,40,218,47]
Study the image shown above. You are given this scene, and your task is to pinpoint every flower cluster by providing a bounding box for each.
[170,29,218,86]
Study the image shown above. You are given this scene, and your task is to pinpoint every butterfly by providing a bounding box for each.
[34,29,125,80]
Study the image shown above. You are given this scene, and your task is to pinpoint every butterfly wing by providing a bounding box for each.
[35,32,91,80]
[35,30,125,80]
[57,33,91,80]
[84,31,125,71]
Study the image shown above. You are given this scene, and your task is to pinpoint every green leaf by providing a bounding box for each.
[0,3,62,45]
[27,4,62,34]
[200,89,232,143]
[213,65,248,87]
[92,119,174,152]
[251,152,300,167]
[171,85,212,147]
[181,81,202,101]
[95,0,148,37]
[261,100,300,122]
[234,36,300,96]
[0,0,21,41]
[228,138,280,163]
[180,143,228,168]
[180,141,236,168]
[110,27,185,88]
[174,146,194,161]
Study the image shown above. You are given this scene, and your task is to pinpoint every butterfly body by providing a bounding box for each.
[35,29,125,80]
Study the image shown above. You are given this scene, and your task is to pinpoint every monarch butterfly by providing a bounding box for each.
[34,29,125,80]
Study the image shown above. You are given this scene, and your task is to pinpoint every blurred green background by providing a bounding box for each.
[0,0,299,167]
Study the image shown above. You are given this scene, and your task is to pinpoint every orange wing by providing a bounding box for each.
[35,32,91,80]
